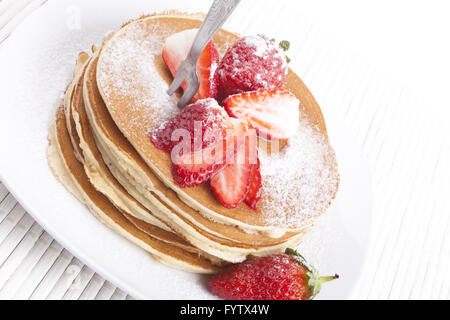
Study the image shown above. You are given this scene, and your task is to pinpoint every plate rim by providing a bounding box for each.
[0,0,374,300]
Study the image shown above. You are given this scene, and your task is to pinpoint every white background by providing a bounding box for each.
[290,0,450,299]
[300,0,450,103]
[0,0,449,299]
[292,0,450,299]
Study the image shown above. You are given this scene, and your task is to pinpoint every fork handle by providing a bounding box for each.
[187,0,241,62]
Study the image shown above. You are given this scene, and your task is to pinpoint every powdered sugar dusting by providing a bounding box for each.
[97,21,179,137]
[217,35,288,98]
[244,35,270,57]
[96,19,338,229]
[210,60,218,84]
[259,118,339,228]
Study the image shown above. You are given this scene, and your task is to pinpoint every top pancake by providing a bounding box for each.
[96,14,340,230]
[84,53,303,247]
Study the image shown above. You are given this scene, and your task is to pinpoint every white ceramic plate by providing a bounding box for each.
[0,0,372,299]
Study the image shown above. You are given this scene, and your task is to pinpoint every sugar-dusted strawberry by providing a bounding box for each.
[223,89,300,141]
[217,35,288,101]
[172,143,229,187]
[245,158,262,210]
[150,98,228,153]
[210,119,258,208]
[168,104,249,188]
[209,248,338,300]
[162,29,219,102]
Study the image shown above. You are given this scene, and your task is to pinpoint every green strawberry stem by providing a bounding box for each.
[319,275,340,283]
[308,273,339,299]
[285,248,339,299]
[279,40,291,51]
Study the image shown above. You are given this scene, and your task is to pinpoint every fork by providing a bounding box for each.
[167,0,241,108]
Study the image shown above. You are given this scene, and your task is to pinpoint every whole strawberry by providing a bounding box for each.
[209,248,338,300]
[217,35,289,101]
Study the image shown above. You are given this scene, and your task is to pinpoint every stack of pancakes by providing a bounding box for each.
[47,13,340,274]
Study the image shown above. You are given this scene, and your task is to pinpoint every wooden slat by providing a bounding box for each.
[0,231,52,297]
[45,258,84,300]
[0,0,47,43]
[62,265,95,300]
[29,249,74,299]
[0,0,31,29]
[0,222,43,289]
[109,288,128,300]
[12,240,63,299]
[0,213,35,264]
[94,282,117,300]
[0,184,9,202]
[0,204,26,244]
[78,274,105,300]
[0,194,18,224]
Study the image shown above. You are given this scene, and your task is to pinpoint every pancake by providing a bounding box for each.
[70,53,170,232]
[83,51,307,263]
[84,52,303,245]
[47,12,340,273]
[96,14,340,238]
[64,51,93,163]
[68,52,227,266]
[48,107,218,273]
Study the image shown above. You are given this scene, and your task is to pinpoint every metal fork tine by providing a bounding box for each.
[167,71,185,96]
[178,78,200,108]
[166,0,241,109]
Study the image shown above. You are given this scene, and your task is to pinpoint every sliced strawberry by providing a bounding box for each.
[151,98,228,153]
[210,161,255,209]
[245,158,262,210]
[172,143,229,187]
[169,109,246,188]
[223,89,300,141]
[150,98,230,188]
[210,119,258,209]
[162,29,219,102]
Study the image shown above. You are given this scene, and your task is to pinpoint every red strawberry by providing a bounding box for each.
[162,29,219,102]
[209,248,338,300]
[210,119,258,208]
[172,143,229,187]
[169,106,247,188]
[245,158,262,210]
[150,98,228,153]
[217,35,288,101]
[150,98,230,188]
[223,89,300,141]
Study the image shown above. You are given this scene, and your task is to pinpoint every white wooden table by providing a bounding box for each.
[0,0,449,300]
